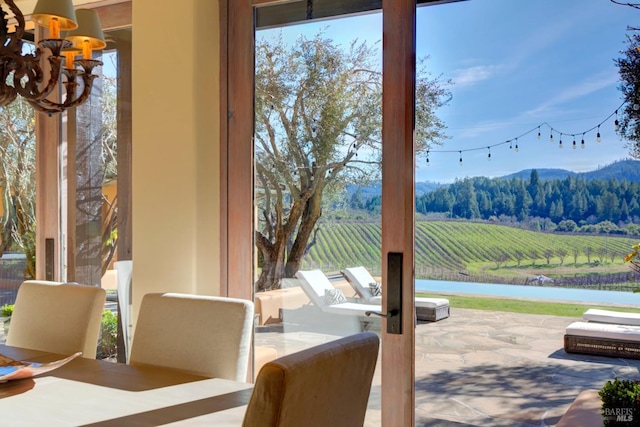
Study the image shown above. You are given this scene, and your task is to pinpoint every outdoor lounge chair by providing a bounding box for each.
[564,321,640,359]
[294,269,382,332]
[342,266,450,322]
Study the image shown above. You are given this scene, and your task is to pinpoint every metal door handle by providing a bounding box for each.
[365,309,398,319]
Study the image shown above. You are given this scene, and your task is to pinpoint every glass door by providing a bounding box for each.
[252,11,385,425]
[226,0,420,424]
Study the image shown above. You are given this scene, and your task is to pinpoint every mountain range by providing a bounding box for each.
[347,159,640,197]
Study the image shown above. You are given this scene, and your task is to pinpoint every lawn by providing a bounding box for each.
[417,292,640,317]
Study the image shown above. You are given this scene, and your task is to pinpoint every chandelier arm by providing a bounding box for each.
[4,0,25,51]
[30,71,97,115]
[0,60,18,106]
[14,55,63,102]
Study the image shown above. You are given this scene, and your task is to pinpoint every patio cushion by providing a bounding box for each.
[325,288,347,305]
[582,309,640,326]
[342,266,450,310]
[565,321,640,343]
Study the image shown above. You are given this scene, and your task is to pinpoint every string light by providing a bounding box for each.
[423,101,625,166]
[614,110,620,132]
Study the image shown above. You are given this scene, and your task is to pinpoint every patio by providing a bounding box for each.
[255,306,640,426]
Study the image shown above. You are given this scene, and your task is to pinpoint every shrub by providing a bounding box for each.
[1,303,14,318]
[599,378,640,426]
[97,310,118,359]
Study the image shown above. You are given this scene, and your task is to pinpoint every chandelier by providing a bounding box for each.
[0,0,106,115]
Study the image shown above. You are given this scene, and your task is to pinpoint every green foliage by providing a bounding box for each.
[97,310,117,359]
[599,378,640,426]
[1,303,13,317]
[615,33,640,159]
[415,172,640,227]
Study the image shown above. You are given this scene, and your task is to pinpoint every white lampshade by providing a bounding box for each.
[65,9,106,50]
[31,0,78,31]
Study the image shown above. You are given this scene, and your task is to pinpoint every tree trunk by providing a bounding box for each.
[285,190,323,278]
[255,186,323,291]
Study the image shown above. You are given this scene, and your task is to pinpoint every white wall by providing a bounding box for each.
[131,0,222,324]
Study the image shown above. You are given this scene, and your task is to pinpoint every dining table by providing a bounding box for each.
[0,344,253,426]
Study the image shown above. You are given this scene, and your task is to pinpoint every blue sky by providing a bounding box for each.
[258,0,635,183]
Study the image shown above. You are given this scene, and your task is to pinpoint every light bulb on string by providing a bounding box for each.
[550,132,554,143]
[487,147,491,161]
[614,110,619,132]
[558,134,563,149]
[426,151,430,167]
[596,125,601,143]
[537,126,541,140]
[581,134,585,149]
[514,138,519,152]
[572,137,576,150]
[459,151,463,166]
[509,139,513,150]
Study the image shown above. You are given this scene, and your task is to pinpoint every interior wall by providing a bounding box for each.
[131,0,222,323]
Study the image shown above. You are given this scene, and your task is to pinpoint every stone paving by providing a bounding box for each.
[255,307,640,426]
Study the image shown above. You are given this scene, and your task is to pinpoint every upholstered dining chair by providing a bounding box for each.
[128,293,255,381]
[242,331,380,427]
[6,280,106,359]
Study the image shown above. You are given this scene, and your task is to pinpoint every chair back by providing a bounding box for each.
[342,266,377,301]
[129,293,254,381]
[294,269,335,307]
[242,332,380,427]
[6,281,106,359]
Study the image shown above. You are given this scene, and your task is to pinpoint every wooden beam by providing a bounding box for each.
[256,0,463,29]
[381,0,416,425]
[224,0,255,301]
[35,25,62,281]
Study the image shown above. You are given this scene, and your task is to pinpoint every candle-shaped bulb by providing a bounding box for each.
[49,17,61,39]
[82,39,92,60]
[64,51,76,70]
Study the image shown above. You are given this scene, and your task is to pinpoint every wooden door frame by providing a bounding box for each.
[222,0,417,423]
[381,0,416,424]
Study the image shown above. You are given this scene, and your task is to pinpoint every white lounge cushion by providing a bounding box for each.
[342,266,449,309]
[566,321,640,343]
[295,269,383,317]
[583,309,640,326]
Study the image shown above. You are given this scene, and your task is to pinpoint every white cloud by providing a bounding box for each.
[450,64,503,89]
[524,71,619,118]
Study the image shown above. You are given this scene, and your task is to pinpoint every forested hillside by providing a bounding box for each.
[358,170,640,234]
